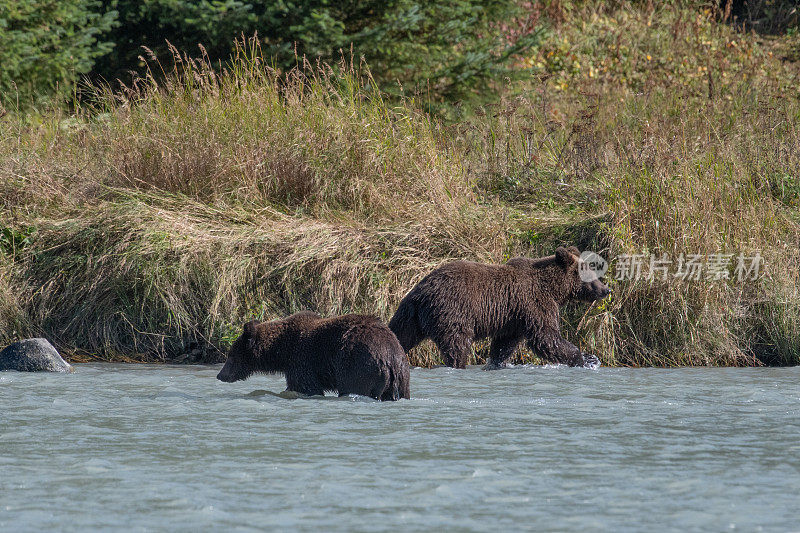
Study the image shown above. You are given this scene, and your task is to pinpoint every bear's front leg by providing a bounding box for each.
[285,368,325,397]
[528,329,600,368]
[579,352,600,369]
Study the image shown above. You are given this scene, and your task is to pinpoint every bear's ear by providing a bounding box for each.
[567,245,580,256]
[555,246,578,267]
[243,320,259,338]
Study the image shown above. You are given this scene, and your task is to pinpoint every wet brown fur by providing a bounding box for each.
[218,312,410,400]
[388,247,610,369]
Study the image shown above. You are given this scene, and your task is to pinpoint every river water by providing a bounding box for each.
[1,364,798,531]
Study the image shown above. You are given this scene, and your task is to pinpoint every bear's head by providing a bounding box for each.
[217,320,265,383]
[555,246,612,302]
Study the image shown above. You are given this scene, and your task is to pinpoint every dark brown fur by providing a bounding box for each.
[388,246,611,369]
[217,312,410,400]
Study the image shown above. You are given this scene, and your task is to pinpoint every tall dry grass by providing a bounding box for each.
[464,58,800,366]
[0,40,509,364]
[94,42,480,226]
[1,7,799,367]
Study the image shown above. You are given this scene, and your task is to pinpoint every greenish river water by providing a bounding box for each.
[1,364,798,531]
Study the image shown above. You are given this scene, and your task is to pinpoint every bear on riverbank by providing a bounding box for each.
[388,246,611,369]
[217,312,410,401]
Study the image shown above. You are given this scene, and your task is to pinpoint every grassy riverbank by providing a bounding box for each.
[2,3,799,366]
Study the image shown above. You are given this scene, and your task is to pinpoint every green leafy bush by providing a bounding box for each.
[93,0,542,108]
[0,0,115,107]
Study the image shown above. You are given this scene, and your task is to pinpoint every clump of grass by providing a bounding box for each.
[465,3,800,366]
[522,2,798,99]
[0,253,27,340]
[93,41,478,227]
[18,192,492,363]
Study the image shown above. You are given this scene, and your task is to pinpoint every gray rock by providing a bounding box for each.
[0,338,73,372]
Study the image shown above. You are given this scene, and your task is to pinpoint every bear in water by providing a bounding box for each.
[388,246,611,369]
[217,312,410,401]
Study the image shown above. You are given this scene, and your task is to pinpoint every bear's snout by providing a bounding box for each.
[579,279,612,302]
[216,364,238,382]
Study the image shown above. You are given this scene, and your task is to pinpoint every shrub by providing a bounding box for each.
[0,0,115,107]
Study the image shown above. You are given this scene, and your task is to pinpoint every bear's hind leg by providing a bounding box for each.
[379,386,396,401]
[434,335,471,369]
[484,336,521,370]
[335,369,380,400]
